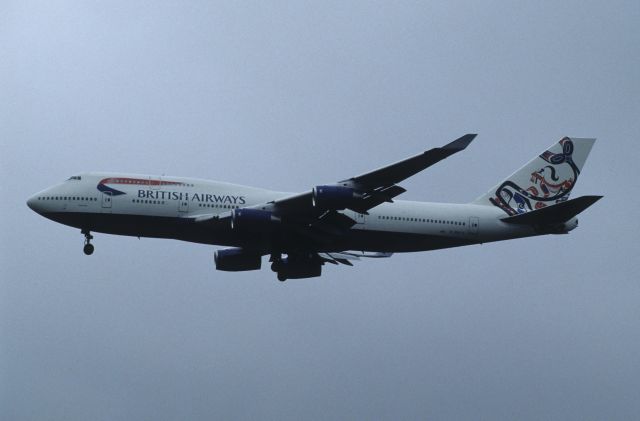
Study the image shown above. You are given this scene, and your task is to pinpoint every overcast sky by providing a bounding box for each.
[2,1,639,420]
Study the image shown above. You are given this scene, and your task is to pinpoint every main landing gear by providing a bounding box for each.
[270,254,286,282]
[82,230,94,255]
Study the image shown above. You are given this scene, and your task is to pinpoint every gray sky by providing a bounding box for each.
[2,1,639,419]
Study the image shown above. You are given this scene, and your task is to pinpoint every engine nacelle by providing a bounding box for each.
[231,209,280,231]
[312,185,360,210]
[272,258,322,281]
[214,248,262,271]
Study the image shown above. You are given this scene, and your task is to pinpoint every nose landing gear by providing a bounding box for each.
[82,230,94,255]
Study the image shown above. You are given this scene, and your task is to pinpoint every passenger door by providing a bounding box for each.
[352,211,366,229]
[468,216,479,235]
[101,192,112,211]
[178,199,189,213]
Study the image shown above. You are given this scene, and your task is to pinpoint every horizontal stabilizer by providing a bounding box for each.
[501,195,602,225]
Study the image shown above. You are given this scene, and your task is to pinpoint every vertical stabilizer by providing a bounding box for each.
[472,137,596,216]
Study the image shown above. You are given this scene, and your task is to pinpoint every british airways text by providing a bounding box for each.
[137,190,246,204]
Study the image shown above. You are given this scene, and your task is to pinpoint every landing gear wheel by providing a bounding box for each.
[277,273,287,282]
[82,230,94,255]
[83,243,94,255]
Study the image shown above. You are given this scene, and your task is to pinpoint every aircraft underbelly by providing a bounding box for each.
[42,211,478,253]
[334,229,476,252]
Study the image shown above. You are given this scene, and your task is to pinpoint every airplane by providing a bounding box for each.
[26,135,601,281]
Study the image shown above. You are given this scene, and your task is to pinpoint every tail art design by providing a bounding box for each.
[490,138,579,216]
[465,135,601,218]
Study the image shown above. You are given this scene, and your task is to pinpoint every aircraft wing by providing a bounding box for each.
[339,133,476,189]
[252,134,476,217]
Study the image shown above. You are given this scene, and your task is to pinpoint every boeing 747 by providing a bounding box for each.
[27,135,601,281]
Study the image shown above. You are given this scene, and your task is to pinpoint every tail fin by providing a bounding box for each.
[472,137,596,216]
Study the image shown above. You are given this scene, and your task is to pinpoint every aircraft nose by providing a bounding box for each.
[27,195,39,212]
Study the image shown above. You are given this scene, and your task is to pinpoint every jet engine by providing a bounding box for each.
[214,248,262,271]
[230,209,280,231]
[271,257,322,281]
[312,185,361,210]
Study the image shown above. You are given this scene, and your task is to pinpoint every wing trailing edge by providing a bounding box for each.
[318,251,394,266]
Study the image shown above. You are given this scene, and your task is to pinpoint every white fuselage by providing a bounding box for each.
[27,172,552,254]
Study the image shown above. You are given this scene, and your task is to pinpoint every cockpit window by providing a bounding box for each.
[67,176,82,181]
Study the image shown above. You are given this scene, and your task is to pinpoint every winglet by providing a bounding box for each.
[442,133,477,151]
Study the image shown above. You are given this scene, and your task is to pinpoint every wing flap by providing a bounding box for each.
[349,185,407,214]
[317,251,393,266]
